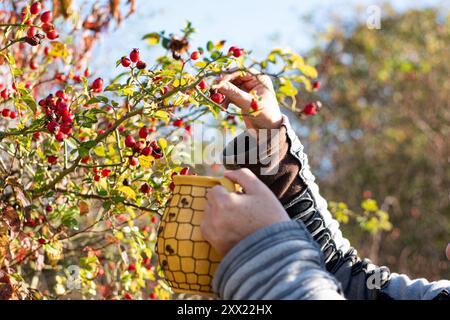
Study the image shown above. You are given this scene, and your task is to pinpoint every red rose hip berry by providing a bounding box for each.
[139,126,149,139]
[1,89,11,100]
[198,79,207,90]
[129,156,139,166]
[250,99,260,111]
[125,135,136,148]
[173,119,183,127]
[101,169,111,177]
[55,132,65,142]
[180,167,189,175]
[27,26,37,38]
[141,146,152,156]
[30,2,42,15]
[46,30,59,40]
[47,155,57,164]
[136,60,147,70]
[9,111,17,119]
[140,183,153,194]
[211,92,225,104]
[232,48,244,58]
[40,11,52,24]
[190,51,200,60]
[91,78,103,92]
[121,56,131,67]
[129,48,140,63]
[2,109,11,117]
[303,102,318,116]
[46,121,60,134]
[312,81,321,90]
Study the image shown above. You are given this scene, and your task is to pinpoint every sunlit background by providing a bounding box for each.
[92,0,449,76]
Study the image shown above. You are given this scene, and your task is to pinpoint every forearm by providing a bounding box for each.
[213,220,344,300]
[223,115,351,272]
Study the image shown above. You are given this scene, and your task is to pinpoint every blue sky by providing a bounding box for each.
[91,0,449,78]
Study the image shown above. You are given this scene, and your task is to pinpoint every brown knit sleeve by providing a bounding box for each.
[222,123,305,205]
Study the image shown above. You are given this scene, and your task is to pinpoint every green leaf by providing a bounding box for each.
[104,83,123,92]
[87,96,109,104]
[206,41,214,52]
[18,88,37,112]
[162,37,171,49]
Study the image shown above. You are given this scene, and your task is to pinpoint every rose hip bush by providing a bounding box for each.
[0,2,320,300]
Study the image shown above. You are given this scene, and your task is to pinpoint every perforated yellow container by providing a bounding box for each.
[156,175,236,296]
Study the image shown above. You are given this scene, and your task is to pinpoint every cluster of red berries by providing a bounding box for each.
[1,107,17,119]
[39,90,74,142]
[121,49,147,70]
[92,167,114,182]
[24,214,45,228]
[24,2,59,46]
[123,127,164,166]
[228,46,245,58]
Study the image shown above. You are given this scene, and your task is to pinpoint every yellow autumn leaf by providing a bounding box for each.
[125,206,136,218]
[93,146,106,157]
[121,85,135,96]
[172,78,186,87]
[189,95,199,107]
[107,146,116,158]
[157,138,167,151]
[290,53,305,68]
[98,177,108,190]
[153,110,170,121]
[173,95,185,106]
[139,155,154,168]
[298,64,318,79]
[117,186,136,200]
[144,33,160,46]
[49,41,70,61]
[194,61,207,68]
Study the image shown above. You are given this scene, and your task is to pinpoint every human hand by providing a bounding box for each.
[214,71,283,130]
[201,168,289,256]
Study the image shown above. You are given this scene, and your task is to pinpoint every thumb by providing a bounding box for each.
[224,168,261,194]
[216,82,253,111]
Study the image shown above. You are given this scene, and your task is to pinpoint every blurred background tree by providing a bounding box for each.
[294,7,449,280]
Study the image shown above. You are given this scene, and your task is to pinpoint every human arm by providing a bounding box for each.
[216,71,450,300]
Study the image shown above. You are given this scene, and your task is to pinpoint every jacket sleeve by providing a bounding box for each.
[212,220,345,300]
[222,115,450,300]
